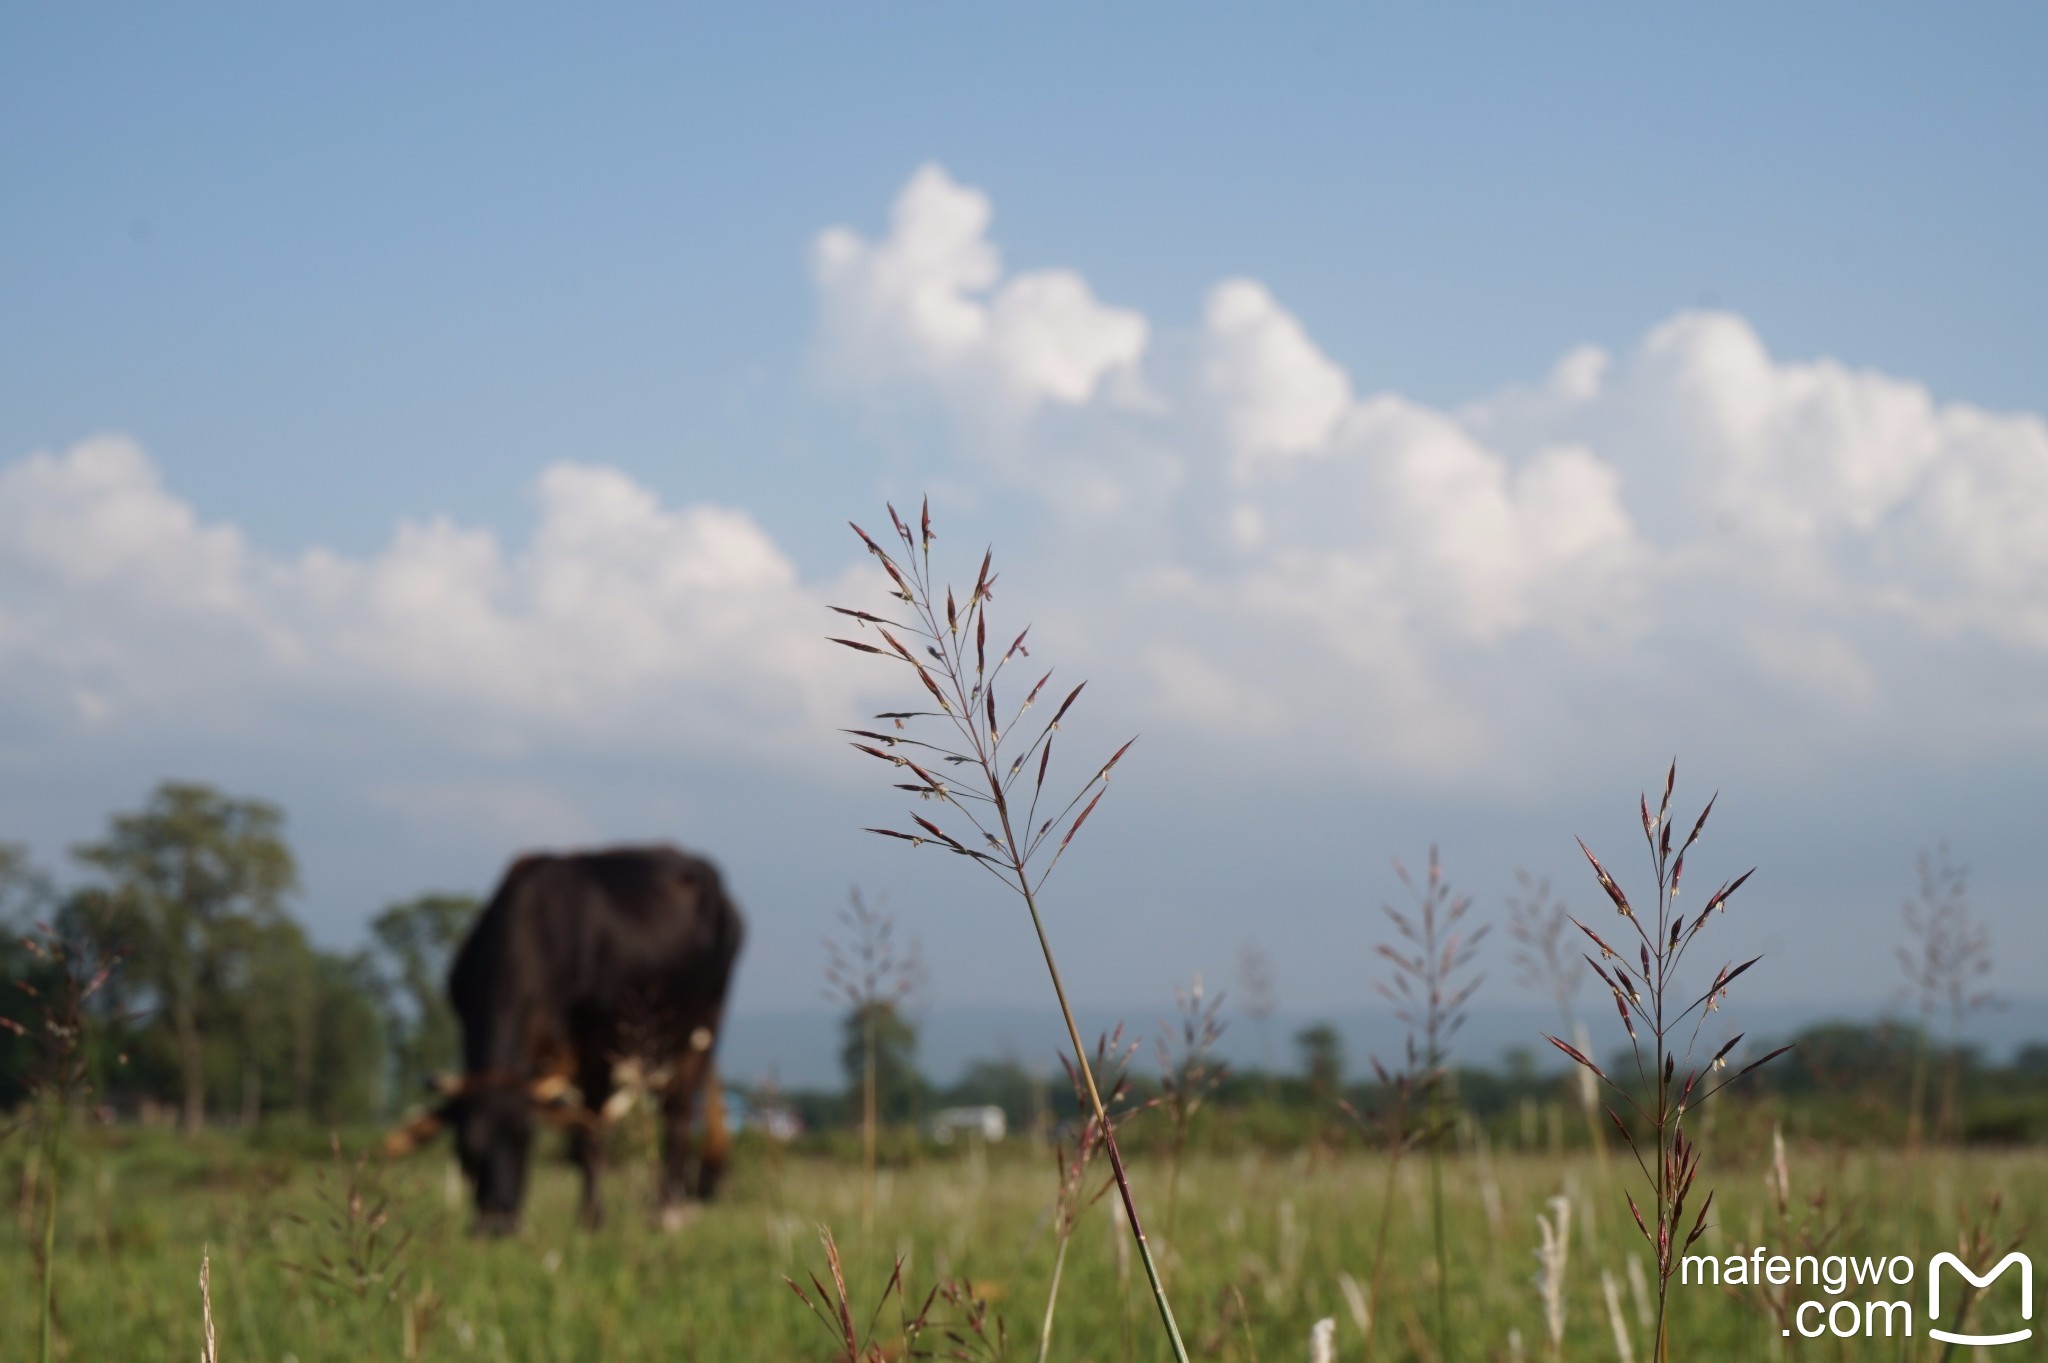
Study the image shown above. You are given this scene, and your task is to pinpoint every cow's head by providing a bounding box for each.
[384,1072,565,1236]
[449,1082,538,1235]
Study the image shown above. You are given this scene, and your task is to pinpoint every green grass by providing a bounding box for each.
[2,1126,2039,1361]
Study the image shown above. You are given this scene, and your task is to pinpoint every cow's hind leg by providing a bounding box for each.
[658,1058,733,1228]
[569,1121,605,1230]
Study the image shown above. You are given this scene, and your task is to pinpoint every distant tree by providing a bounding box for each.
[1768,1020,1922,1095]
[72,782,297,1130]
[369,893,478,1103]
[306,949,390,1121]
[0,842,52,921]
[837,999,923,1124]
[943,1058,1039,1125]
[0,844,60,1108]
[1295,1022,1344,1103]
[227,914,318,1124]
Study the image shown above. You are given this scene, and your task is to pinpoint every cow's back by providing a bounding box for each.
[449,844,745,1073]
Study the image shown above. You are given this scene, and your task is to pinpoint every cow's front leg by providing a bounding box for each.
[657,1075,699,1221]
[569,1120,605,1230]
[570,1058,614,1230]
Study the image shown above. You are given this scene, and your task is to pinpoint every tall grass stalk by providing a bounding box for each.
[830,501,1191,1362]
[1896,843,1993,1151]
[199,1251,220,1363]
[1309,1316,1337,1363]
[1039,1027,1137,1363]
[1532,1194,1570,1361]
[37,1118,58,1363]
[1155,974,1226,1261]
[1235,940,1277,1093]
[277,1135,420,1353]
[1507,871,1607,1170]
[1375,845,1487,1362]
[1601,1268,1636,1363]
[787,1226,1008,1362]
[1546,764,1791,1363]
[3,925,124,1363]
[1341,1046,1425,1361]
[822,888,921,1232]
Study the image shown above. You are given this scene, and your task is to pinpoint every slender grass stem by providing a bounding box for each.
[1430,1139,1451,1361]
[836,505,1190,1362]
[1550,771,1788,1363]
[38,1108,61,1363]
[861,1009,877,1233]
[1012,865,1192,1363]
[1360,1152,1400,1363]
[1035,1229,1071,1363]
[1163,1143,1184,1268]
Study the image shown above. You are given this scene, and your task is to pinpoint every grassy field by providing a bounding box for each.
[2,1126,2038,1361]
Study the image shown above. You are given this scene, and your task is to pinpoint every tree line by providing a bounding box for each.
[1,781,472,1127]
[7,781,2044,1147]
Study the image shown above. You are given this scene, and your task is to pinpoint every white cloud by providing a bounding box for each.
[1461,309,2048,646]
[12,170,2048,810]
[811,163,1148,413]
[1327,399,1646,641]
[808,167,2048,779]
[0,436,255,617]
[1200,278,1352,471]
[0,437,874,761]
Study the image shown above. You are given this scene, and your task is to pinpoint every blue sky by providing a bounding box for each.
[3,6,2044,1032]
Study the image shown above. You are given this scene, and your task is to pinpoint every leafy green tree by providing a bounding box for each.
[369,893,477,1102]
[1294,1022,1344,1104]
[72,782,296,1130]
[306,949,390,1121]
[943,1058,1043,1128]
[0,844,59,1109]
[0,842,52,918]
[838,1000,923,1124]
[226,914,320,1123]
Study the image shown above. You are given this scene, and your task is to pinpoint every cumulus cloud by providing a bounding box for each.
[1200,278,1352,471]
[12,168,2047,804]
[0,438,252,614]
[0,437,873,760]
[811,163,1148,413]
[1460,310,2048,646]
[807,166,2048,778]
[1196,276,1359,472]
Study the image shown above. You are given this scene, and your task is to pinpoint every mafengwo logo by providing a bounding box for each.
[1928,1251,2032,1348]
[1682,1248,2032,1344]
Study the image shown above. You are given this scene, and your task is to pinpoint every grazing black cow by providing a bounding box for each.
[397,845,744,1234]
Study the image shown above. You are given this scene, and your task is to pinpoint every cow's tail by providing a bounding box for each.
[700,1064,731,1173]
